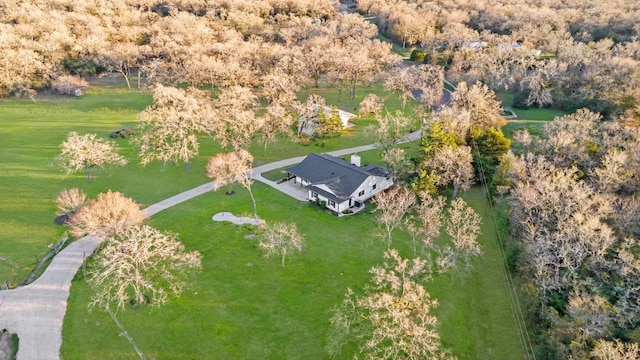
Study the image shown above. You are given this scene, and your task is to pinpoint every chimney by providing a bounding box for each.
[350,154,361,167]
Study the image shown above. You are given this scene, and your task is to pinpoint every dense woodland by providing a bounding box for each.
[2,0,640,358]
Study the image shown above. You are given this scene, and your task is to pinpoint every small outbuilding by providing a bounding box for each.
[297,105,357,137]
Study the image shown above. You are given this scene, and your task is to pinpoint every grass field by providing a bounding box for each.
[2,81,526,359]
[0,81,404,284]
[61,185,524,359]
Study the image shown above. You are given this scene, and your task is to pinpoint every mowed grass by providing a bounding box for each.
[62,185,524,359]
[0,81,402,283]
[1,81,524,358]
[498,91,565,139]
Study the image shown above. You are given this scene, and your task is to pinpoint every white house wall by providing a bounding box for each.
[350,175,393,202]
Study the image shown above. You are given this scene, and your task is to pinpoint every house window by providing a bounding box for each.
[372,184,377,190]
[328,199,336,208]
[311,192,318,199]
[358,190,365,197]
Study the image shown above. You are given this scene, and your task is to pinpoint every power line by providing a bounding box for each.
[470,137,536,360]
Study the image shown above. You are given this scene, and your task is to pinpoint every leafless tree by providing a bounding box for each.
[358,93,384,117]
[405,193,446,256]
[55,188,87,219]
[327,249,452,360]
[370,110,413,153]
[257,221,304,267]
[425,145,474,197]
[206,150,258,219]
[86,224,202,310]
[58,132,127,183]
[451,81,506,129]
[440,197,482,272]
[210,85,262,151]
[136,84,212,173]
[372,186,416,249]
[591,339,640,359]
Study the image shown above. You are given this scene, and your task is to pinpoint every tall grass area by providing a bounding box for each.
[62,185,524,359]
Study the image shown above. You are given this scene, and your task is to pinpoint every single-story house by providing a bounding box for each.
[286,153,393,214]
[298,105,357,136]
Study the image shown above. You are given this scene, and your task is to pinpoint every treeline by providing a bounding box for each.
[358,0,640,118]
[504,110,640,359]
[0,0,397,98]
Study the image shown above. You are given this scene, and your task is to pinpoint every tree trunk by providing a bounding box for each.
[246,186,258,219]
[452,183,459,198]
[86,167,93,183]
[185,162,191,174]
[281,252,286,267]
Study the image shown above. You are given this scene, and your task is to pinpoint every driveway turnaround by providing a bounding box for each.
[0,132,420,359]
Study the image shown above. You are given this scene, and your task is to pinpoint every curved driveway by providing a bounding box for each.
[0,131,421,360]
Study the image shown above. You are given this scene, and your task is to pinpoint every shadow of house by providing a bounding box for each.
[286,153,393,215]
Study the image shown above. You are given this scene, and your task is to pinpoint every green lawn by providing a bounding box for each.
[0,82,403,284]
[62,185,524,359]
[0,81,524,359]
[498,90,565,139]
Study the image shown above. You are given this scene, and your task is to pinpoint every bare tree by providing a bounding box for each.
[358,93,384,117]
[381,148,410,181]
[405,193,446,256]
[69,190,145,238]
[425,145,474,197]
[55,188,87,225]
[86,224,202,310]
[327,249,452,360]
[591,339,640,359]
[136,84,212,173]
[257,221,304,267]
[206,150,258,219]
[259,103,294,157]
[210,85,262,151]
[58,132,127,183]
[451,82,506,129]
[371,110,413,153]
[440,197,482,272]
[373,186,416,249]
[296,94,327,137]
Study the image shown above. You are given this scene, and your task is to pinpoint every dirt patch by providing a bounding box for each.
[0,329,15,360]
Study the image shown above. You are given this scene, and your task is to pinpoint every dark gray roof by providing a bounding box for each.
[286,153,389,202]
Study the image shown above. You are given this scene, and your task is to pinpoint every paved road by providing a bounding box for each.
[0,131,421,360]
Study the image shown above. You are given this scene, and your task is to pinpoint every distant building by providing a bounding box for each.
[298,105,356,137]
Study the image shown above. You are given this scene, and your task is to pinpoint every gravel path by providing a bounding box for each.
[0,132,421,360]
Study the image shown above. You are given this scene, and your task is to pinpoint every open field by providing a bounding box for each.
[61,185,524,359]
[0,81,403,284]
[2,82,525,359]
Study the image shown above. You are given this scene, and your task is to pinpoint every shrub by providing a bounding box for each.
[51,75,89,96]
[512,90,533,109]
[410,49,425,62]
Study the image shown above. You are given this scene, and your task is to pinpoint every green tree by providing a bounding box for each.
[314,106,343,140]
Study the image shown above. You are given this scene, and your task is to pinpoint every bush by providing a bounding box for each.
[512,90,533,109]
[62,58,106,77]
[410,49,425,62]
[51,75,89,96]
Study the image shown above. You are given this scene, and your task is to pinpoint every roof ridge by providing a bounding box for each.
[315,153,371,176]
